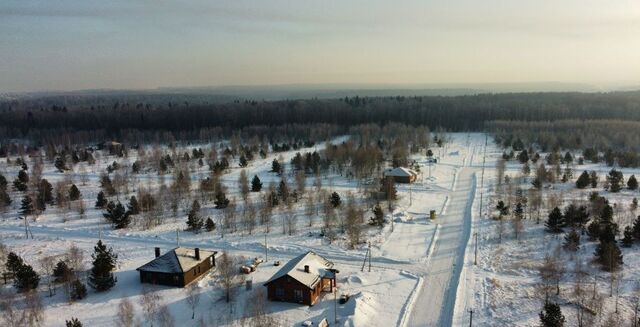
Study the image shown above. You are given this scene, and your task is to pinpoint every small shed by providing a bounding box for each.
[264,252,336,306]
[137,247,217,287]
[383,167,418,183]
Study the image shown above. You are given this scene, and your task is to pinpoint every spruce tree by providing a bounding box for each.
[53,260,72,282]
[628,175,639,190]
[607,169,624,193]
[14,263,40,292]
[5,252,24,274]
[70,279,87,300]
[13,170,29,192]
[271,159,281,174]
[88,240,117,291]
[330,192,342,208]
[186,200,203,232]
[95,191,107,209]
[545,207,565,233]
[563,229,580,252]
[575,171,590,189]
[594,239,623,271]
[239,155,248,168]
[214,190,229,209]
[66,318,83,327]
[39,179,54,203]
[205,217,216,232]
[103,201,131,229]
[539,302,565,327]
[251,175,262,192]
[69,184,81,201]
[20,195,34,217]
[621,226,634,247]
[369,204,385,227]
[127,195,140,215]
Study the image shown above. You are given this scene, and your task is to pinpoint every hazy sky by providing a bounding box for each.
[1,0,640,92]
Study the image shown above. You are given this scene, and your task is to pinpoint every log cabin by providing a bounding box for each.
[264,252,336,306]
[383,167,418,183]
[137,247,217,287]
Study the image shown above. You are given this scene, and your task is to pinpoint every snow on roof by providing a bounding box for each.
[264,252,335,289]
[136,247,216,274]
[384,167,417,177]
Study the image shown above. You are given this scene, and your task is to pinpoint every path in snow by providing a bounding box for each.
[407,167,477,327]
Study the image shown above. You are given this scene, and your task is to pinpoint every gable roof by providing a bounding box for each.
[384,167,417,177]
[136,247,216,274]
[264,251,335,289]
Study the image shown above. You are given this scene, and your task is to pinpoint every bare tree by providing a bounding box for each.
[24,291,45,327]
[140,286,162,327]
[238,170,249,203]
[259,203,272,234]
[242,201,257,235]
[156,305,175,327]
[39,255,57,297]
[539,250,565,299]
[295,171,306,197]
[305,195,315,227]
[0,291,27,327]
[116,298,136,327]
[217,252,245,303]
[185,284,201,320]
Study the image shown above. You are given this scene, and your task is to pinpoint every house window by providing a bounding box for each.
[294,289,303,303]
[275,288,284,299]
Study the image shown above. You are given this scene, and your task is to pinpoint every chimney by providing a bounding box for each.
[195,248,200,260]
[154,247,161,258]
[304,265,310,273]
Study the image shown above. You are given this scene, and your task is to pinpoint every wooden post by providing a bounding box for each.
[265,233,268,262]
[469,309,473,327]
[368,242,372,272]
[474,232,478,265]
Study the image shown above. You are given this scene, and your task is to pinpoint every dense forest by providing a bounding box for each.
[2,91,640,165]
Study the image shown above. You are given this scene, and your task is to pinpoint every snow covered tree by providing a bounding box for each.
[95,191,107,209]
[251,175,262,192]
[545,207,565,233]
[628,175,638,190]
[186,200,203,232]
[88,240,117,291]
[69,184,81,201]
[539,301,565,327]
[103,201,131,229]
[563,230,580,252]
[576,171,591,189]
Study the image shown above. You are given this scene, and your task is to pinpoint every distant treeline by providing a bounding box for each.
[1,91,640,147]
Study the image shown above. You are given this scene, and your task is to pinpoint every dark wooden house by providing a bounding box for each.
[137,247,217,287]
[383,167,418,183]
[264,252,336,306]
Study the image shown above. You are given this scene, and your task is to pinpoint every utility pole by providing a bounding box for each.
[469,309,473,327]
[265,233,268,261]
[176,229,180,247]
[368,241,372,272]
[474,232,478,265]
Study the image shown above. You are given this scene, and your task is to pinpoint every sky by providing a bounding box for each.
[1,0,640,92]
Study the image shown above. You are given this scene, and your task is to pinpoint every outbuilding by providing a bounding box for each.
[383,167,418,183]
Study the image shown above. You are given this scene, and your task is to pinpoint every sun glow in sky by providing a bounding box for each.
[1,0,640,92]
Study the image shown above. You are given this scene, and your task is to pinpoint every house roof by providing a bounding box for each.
[384,167,417,177]
[136,247,216,274]
[264,252,335,289]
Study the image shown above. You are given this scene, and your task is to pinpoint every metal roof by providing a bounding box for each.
[264,251,334,289]
[136,247,216,274]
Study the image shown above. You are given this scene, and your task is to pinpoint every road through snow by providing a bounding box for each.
[407,167,476,327]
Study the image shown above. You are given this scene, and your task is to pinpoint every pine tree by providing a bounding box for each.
[563,230,580,252]
[545,207,565,233]
[69,184,81,201]
[251,175,262,192]
[369,204,385,227]
[607,169,624,193]
[186,200,203,232]
[88,240,117,291]
[66,318,83,327]
[205,217,216,232]
[271,159,281,174]
[628,175,639,190]
[239,155,248,168]
[539,302,565,327]
[95,191,107,209]
[576,171,591,189]
[594,238,623,271]
[0,188,10,208]
[55,156,68,172]
[622,226,634,247]
[633,216,640,240]
[14,263,40,292]
[70,279,87,300]
[13,169,29,192]
[20,195,34,217]
[5,252,24,274]
[214,190,230,209]
[127,195,140,215]
[39,179,54,203]
[278,179,289,203]
[53,260,72,282]
[330,192,342,208]
[590,171,599,188]
[103,201,131,229]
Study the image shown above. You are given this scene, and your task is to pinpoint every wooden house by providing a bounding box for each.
[383,167,418,183]
[264,252,336,306]
[137,247,217,287]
